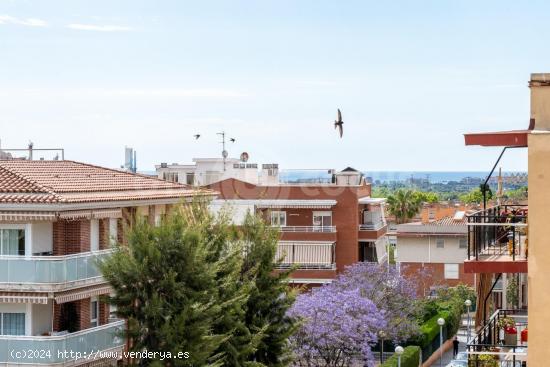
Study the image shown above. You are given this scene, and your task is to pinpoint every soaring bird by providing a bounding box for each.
[230,138,236,143]
[193,134,201,140]
[334,109,343,138]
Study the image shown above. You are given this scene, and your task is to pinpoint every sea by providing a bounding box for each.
[279,171,527,184]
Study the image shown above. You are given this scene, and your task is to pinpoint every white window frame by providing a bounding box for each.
[444,264,459,280]
[0,312,26,335]
[435,238,445,248]
[90,297,99,327]
[0,225,26,256]
[270,211,286,227]
[313,211,332,227]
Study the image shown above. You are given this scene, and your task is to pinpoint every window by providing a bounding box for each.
[0,313,25,335]
[270,211,286,226]
[313,211,332,228]
[109,304,118,320]
[186,173,195,185]
[162,172,179,183]
[109,218,118,246]
[436,238,445,248]
[444,264,459,279]
[0,229,25,255]
[459,238,468,249]
[90,298,99,327]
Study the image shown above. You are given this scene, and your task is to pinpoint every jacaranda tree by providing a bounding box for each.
[288,262,420,367]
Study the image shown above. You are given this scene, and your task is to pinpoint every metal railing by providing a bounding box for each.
[0,320,125,365]
[467,205,528,261]
[358,222,385,231]
[274,225,336,233]
[0,249,112,288]
[467,309,527,367]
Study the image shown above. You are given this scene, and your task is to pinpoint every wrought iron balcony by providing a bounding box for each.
[467,205,528,262]
[274,225,336,233]
[467,309,527,366]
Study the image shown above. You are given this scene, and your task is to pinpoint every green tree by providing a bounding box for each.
[239,214,299,366]
[459,187,493,204]
[414,191,439,204]
[100,200,298,366]
[386,189,423,224]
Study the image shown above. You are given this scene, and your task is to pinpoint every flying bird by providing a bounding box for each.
[334,109,343,138]
[193,134,201,140]
[230,138,236,143]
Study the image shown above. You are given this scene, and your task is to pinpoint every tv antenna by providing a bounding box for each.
[217,131,235,171]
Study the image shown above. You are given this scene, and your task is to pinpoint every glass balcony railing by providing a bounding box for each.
[0,249,112,286]
[0,321,125,365]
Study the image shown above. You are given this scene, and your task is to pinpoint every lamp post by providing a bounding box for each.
[437,318,445,367]
[395,346,404,367]
[465,299,472,343]
[378,330,387,364]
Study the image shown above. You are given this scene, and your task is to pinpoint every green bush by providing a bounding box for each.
[381,346,421,367]
[414,312,449,348]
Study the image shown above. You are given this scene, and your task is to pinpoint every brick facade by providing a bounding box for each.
[52,220,91,255]
[400,262,476,297]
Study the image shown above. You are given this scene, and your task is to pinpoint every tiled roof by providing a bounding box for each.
[0,160,202,204]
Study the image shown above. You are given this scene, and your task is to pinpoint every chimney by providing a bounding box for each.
[529,73,550,131]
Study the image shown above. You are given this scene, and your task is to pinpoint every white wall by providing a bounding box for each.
[31,302,52,336]
[90,219,99,251]
[396,236,467,264]
[30,222,53,255]
[210,200,255,224]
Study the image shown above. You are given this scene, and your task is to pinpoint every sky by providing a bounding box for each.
[0,1,546,172]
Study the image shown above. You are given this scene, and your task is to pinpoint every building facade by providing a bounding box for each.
[0,159,200,366]
[396,214,475,296]
[461,74,550,366]
[207,168,388,285]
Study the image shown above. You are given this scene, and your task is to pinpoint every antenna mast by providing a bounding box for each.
[217,131,228,171]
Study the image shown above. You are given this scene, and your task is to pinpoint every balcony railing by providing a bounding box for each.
[274,226,336,233]
[275,243,335,269]
[0,320,125,365]
[0,249,113,291]
[467,205,528,261]
[467,309,527,367]
[359,222,385,231]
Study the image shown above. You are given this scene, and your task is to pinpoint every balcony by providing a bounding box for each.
[0,249,113,292]
[467,309,527,366]
[465,205,528,273]
[274,226,337,242]
[275,242,335,270]
[0,320,125,366]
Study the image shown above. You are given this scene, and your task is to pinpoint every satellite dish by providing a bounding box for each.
[240,152,249,162]
[222,150,228,159]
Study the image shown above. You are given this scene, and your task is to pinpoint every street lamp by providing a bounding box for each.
[378,330,387,364]
[395,345,404,367]
[465,299,472,343]
[437,318,446,367]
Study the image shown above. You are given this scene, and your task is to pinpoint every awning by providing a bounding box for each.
[0,211,57,221]
[256,200,337,209]
[55,285,113,304]
[358,197,386,205]
[464,130,529,147]
[0,292,49,304]
[58,208,122,220]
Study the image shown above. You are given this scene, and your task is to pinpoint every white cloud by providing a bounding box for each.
[66,23,133,32]
[0,15,47,27]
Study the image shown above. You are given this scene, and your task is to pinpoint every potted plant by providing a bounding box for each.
[476,353,499,367]
[497,316,517,345]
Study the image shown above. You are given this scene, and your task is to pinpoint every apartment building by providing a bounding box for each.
[206,167,388,285]
[396,213,475,296]
[0,159,201,366]
[461,73,550,366]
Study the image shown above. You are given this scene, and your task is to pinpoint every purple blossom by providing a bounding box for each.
[288,286,386,367]
[288,263,422,366]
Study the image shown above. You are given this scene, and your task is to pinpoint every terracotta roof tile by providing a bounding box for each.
[0,160,204,204]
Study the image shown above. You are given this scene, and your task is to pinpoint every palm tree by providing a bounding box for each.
[386,189,423,224]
